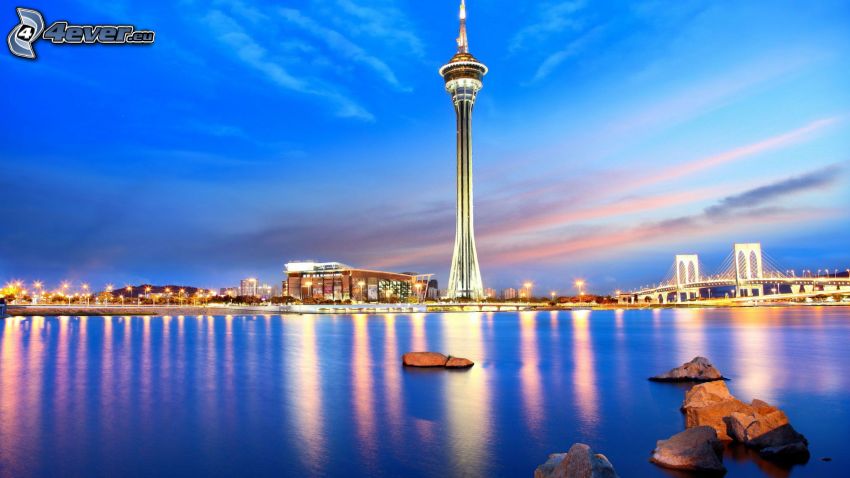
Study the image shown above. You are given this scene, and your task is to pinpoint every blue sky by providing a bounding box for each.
[2,0,849,294]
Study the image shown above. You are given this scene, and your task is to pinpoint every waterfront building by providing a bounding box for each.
[502,288,518,300]
[283,261,430,302]
[239,278,258,297]
[441,0,487,300]
[484,287,496,299]
[219,287,238,298]
[257,283,273,300]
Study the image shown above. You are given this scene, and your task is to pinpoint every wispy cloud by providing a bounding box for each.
[278,7,410,91]
[705,164,843,217]
[488,164,843,266]
[203,10,374,121]
[530,25,604,82]
[509,1,587,54]
[331,0,425,59]
[642,117,839,188]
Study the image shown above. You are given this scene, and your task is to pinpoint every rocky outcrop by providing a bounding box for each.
[445,356,474,368]
[679,382,809,462]
[650,426,726,474]
[682,381,750,440]
[723,400,809,462]
[535,443,619,478]
[650,356,725,382]
[402,352,448,367]
[402,352,474,369]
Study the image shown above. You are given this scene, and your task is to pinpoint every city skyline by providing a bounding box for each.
[2,1,850,293]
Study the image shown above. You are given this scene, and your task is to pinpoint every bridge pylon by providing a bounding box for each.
[674,254,700,302]
[734,243,764,298]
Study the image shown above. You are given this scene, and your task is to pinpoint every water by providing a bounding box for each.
[1,308,848,477]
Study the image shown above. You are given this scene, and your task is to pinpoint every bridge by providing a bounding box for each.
[619,243,850,304]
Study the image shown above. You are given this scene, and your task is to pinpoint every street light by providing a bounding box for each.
[575,280,585,301]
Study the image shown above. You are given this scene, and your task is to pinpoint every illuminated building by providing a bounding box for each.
[441,0,487,300]
[239,278,258,297]
[283,261,431,302]
[502,288,518,300]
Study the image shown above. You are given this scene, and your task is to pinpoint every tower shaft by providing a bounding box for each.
[440,1,487,300]
[447,87,484,299]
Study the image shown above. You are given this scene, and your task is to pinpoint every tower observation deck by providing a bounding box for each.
[439,0,488,300]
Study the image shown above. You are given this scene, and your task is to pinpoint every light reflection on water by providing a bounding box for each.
[0,308,849,478]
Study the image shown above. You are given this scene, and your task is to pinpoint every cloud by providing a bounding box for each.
[204,10,374,121]
[278,7,410,92]
[530,25,605,82]
[705,164,842,217]
[510,1,587,54]
[331,0,425,59]
[487,165,843,266]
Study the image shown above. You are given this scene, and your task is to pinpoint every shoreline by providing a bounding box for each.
[3,301,848,318]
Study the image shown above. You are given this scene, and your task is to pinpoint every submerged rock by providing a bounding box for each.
[445,356,474,368]
[402,352,448,367]
[650,356,725,382]
[535,443,619,478]
[680,382,809,462]
[723,400,809,463]
[650,426,726,474]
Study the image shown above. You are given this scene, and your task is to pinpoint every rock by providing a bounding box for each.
[722,399,809,463]
[682,381,752,440]
[685,397,752,441]
[650,356,725,382]
[402,352,448,367]
[759,440,810,462]
[682,380,735,410]
[445,356,474,368]
[650,426,726,474]
[535,443,620,478]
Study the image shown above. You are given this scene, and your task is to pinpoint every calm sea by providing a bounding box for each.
[1,308,847,477]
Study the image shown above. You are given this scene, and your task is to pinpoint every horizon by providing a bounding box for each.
[3,0,850,294]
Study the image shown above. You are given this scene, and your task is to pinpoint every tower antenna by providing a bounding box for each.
[457,0,468,53]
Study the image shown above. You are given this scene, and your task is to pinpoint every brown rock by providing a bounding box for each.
[685,397,752,441]
[650,426,726,474]
[445,356,474,368]
[402,352,448,367]
[535,443,620,478]
[722,399,809,463]
[650,356,725,382]
[682,381,735,411]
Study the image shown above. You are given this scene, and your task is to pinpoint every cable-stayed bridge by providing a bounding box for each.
[619,243,850,304]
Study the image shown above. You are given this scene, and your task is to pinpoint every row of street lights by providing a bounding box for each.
[517,279,587,304]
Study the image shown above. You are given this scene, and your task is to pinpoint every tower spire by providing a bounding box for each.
[457,0,468,53]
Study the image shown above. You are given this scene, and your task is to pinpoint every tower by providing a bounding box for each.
[440,0,487,300]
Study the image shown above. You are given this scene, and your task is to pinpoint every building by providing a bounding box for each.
[219,287,238,298]
[283,261,431,302]
[257,283,273,300]
[502,288,518,300]
[239,278,258,297]
[426,279,440,300]
[484,288,496,299]
[441,0,487,300]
